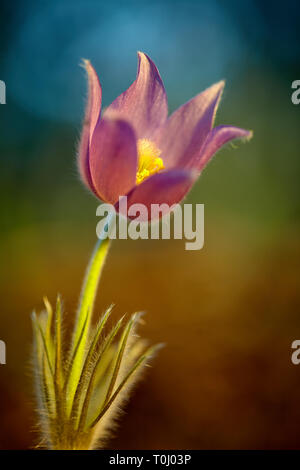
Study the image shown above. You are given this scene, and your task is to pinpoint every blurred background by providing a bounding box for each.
[0,0,300,449]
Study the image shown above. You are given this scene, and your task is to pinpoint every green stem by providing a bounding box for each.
[66,214,114,414]
[73,237,110,348]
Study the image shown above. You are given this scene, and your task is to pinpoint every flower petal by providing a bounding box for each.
[155,81,224,168]
[78,60,102,192]
[190,125,253,172]
[89,117,137,204]
[117,169,197,221]
[105,52,168,139]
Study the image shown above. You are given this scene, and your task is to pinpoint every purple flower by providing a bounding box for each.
[78,52,252,220]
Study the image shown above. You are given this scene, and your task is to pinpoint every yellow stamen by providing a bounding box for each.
[136,139,165,184]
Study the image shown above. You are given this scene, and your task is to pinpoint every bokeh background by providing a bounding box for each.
[1,0,300,449]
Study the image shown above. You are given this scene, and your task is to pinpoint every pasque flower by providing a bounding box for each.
[79,52,252,220]
[32,53,252,450]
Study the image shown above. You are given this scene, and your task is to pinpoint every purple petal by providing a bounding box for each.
[155,81,225,168]
[190,125,253,172]
[117,169,197,221]
[89,117,137,204]
[78,60,102,192]
[105,52,168,139]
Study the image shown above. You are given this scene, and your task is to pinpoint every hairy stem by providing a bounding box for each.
[66,215,114,414]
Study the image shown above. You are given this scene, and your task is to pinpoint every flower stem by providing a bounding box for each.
[66,215,114,414]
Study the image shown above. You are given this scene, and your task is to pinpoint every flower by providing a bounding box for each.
[78,52,252,220]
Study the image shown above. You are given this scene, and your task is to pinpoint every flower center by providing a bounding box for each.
[136,139,165,184]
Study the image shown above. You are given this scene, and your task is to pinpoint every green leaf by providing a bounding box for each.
[76,315,124,432]
[43,296,53,344]
[103,313,139,405]
[54,295,63,417]
[70,305,113,421]
[37,319,54,378]
[89,343,164,428]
